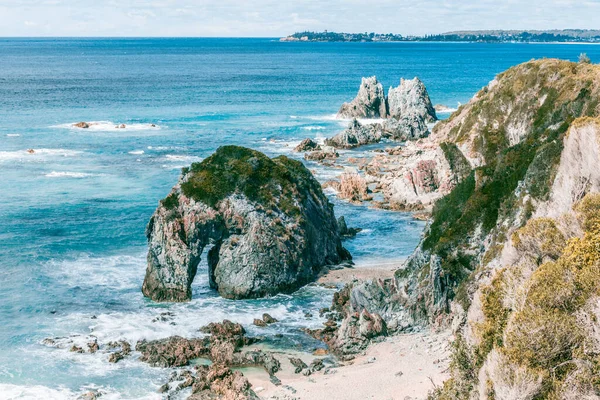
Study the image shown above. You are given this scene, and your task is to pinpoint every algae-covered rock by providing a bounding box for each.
[142,145,351,301]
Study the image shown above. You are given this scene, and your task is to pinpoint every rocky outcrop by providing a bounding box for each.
[324,117,430,151]
[303,146,339,162]
[368,60,600,399]
[387,77,437,123]
[164,364,259,400]
[325,119,382,149]
[337,216,362,238]
[378,115,430,141]
[137,336,210,367]
[356,140,463,210]
[331,309,387,357]
[394,60,600,329]
[139,320,279,399]
[142,146,351,302]
[536,118,600,218]
[294,138,321,152]
[337,76,388,119]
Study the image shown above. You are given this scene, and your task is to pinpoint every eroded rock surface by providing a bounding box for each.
[142,146,351,302]
[337,76,388,119]
[387,77,437,123]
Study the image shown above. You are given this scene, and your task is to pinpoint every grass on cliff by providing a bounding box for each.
[179,145,321,217]
[421,59,600,304]
[433,195,600,399]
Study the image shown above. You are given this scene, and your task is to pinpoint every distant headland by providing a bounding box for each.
[280,29,600,43]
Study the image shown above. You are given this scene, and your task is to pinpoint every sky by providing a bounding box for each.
[1,0,599,37]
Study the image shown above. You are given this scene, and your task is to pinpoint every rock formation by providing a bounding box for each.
[324,75,436,151]
[337,76,388,119]
[294,138,321,152]
[138,320,274,399]
[324,119,382,149]
[142,145,351,302]
[331,59,600,399]
[387,77,437,123]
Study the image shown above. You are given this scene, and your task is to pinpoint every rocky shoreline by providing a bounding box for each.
[39,58,600,399]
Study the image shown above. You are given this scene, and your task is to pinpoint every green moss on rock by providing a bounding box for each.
[180,145,320,218]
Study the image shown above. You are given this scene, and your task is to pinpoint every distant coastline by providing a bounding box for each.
[280,29,600,43]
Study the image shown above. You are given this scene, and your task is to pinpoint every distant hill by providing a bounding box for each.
[281,29,600,43]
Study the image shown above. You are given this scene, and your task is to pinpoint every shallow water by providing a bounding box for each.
[1,38,599,398]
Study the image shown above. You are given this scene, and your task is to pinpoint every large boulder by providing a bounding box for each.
[337,76,388,119]
[387,77,437,123]
[378,114,430,141]
[324,119,382,149]
[142,146,351,301]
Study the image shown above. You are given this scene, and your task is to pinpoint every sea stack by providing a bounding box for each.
[387,77,437,122]
[142,145,351,301]
[337,76,388,119]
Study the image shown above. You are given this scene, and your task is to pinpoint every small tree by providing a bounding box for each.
[579,53,591,64]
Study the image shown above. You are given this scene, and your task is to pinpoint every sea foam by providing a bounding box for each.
[54,121,161,132]
[45,171,100,178]
[0,149,83,163]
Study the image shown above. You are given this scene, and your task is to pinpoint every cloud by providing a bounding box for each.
[0,0,598,37]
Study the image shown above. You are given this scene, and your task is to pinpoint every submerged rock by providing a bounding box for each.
[142,146,351,302]
[337,76,388,119]
[253,318,267,327]
[262,313,278,324]
[387,77,437,123]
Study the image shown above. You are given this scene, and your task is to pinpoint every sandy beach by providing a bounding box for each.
[242,263,452,400]
[245,329,452,400]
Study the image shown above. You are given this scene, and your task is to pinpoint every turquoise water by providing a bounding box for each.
[1,39,599,399]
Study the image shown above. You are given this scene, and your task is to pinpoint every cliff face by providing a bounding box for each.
[142,146,350,302]
[335,59,600,398]
[404,60,600,321]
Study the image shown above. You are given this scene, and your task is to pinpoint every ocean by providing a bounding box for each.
[0,38,598,399]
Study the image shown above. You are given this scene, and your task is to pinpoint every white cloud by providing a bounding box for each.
[0,0,598,37]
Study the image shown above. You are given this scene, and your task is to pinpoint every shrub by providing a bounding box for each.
[482,349,542,400]
[338,171,369,203]
[512,217,567,263]
[574,192,600,231]
[504,307,581,369]
[475,270,510,364]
